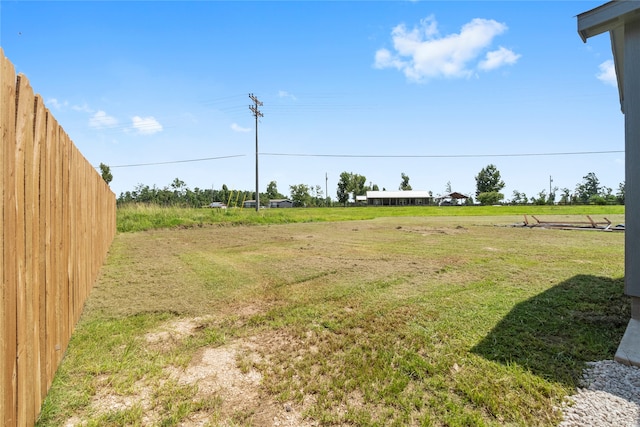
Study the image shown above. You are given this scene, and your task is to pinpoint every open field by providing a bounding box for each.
[115,204,625,232]
[37,208,626,426]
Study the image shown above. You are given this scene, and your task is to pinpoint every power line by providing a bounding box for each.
[101,154,245,169]
[260,150,624,159]
[95,149,624,170]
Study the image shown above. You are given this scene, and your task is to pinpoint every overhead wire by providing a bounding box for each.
[103,154,245,169]
[93,92,624,168]
[261,150,624,158]
[97,150,623,169]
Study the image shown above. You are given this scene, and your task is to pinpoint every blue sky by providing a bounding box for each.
[1,1,624,201]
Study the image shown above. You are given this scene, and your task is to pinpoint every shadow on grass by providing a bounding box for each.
[471,275,629,387]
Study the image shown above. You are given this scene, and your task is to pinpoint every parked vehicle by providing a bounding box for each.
[208,202,227,209]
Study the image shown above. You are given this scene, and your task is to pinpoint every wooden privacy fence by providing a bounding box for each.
[1,49,116,426]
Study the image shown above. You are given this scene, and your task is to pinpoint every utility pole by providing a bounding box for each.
[549,175,553,200]
[325,172,328,206]
[249,93,263,212]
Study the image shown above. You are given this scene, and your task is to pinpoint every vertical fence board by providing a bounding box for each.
[62,131,71,357]
[54,125,64,368]
[62,132,71,342]
[29,94,44,415]
[43,113,56,394]
[34,98,47,404]
[15,73,35,426]
[1,46,18,427]
[69,148,76,327]
[81,161,90,321]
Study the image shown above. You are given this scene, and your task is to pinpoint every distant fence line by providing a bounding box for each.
[1,49,116,426]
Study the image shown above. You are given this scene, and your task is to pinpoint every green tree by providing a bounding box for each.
[312,185,324,206]
[99,163,113,185]
[266,180,285,200]
[548,186,558,205]
[337,172,351,205]
[290,184,311,207]
[531,190,547,206]
[336,172,367,205]
[617,181,625,205]
[353,174,367,196]
[171,178,186,197]
[575,172,601,203]
[559,188,571,205]
[399,173,412,191]
[477,191,504,205]
[475,164,505,197]
[511,190,527,205]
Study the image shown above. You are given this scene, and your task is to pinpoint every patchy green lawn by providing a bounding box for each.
[38,212,626,426]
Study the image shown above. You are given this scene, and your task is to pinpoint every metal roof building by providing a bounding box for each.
[365,190,433,206]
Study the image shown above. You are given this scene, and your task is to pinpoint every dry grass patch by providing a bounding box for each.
[38,215,626,426]
[62,316,314,427]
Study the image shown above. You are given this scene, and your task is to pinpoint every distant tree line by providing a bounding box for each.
[112,165,624,208]
[474,165,624,206]
[116,179,331,208]
[510,172,624,206]
[116,178,251,207]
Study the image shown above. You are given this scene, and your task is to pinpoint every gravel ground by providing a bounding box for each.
[559,360,640,427]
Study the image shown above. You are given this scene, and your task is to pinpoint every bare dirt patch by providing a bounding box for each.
[68,317,316,427]
[162,323,316,426]
[144,316,211,352]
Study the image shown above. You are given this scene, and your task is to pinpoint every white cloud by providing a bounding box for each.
[231,123,251,133]
[278,90,297,101]
[71,103,93,113]
[374,48,407,71]
[47,98,67,110]
[597,59,617,87]
[89,110,118,129]
[374,16,519,82]
[479,46,521,71]
[131,116,163,135]
[47,98,94,113]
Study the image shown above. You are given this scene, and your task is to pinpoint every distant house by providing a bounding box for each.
[365,190,432,206]
[243,200,258,209]
[208,202,227,209]
[269,199,293,208]
[436,192,469,206]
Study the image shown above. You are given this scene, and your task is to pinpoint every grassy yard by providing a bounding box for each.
[37,206,626,426]
[115,203,624,232]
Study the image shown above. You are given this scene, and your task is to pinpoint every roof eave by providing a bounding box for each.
[578,1,640,113]
[578,0,640,42]
[611,26,625,112]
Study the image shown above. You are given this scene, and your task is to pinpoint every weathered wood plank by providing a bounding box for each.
[34,97,48,403]
[15,73,35,427]
[0,46,18,427]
